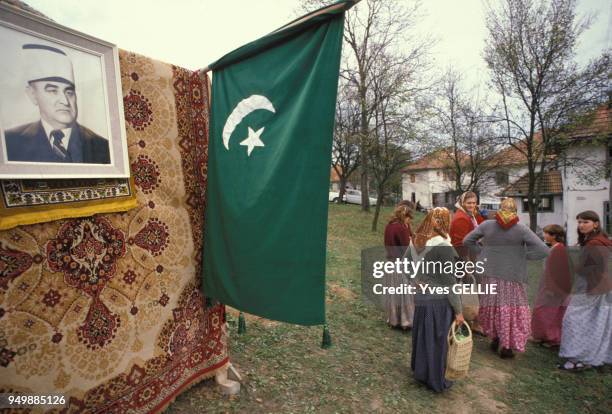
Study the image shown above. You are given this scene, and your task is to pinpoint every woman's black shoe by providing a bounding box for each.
[490,338,500,353]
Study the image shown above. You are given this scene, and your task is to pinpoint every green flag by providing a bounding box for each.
[202,1,353,325]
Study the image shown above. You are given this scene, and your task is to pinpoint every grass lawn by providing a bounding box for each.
[167,204,611,413]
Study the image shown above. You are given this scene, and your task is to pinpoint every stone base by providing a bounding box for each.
[215,363,241,395]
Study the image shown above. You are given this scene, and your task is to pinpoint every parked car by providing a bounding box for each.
[329,191,341,202]
[329,189,377,205]
[346,189,377,205]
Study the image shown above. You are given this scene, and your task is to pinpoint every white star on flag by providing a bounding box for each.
[240,126,265,156]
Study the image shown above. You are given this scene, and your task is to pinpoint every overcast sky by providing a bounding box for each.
[24,0,610,86]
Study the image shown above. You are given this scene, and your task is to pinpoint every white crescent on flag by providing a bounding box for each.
[222,95,276,150]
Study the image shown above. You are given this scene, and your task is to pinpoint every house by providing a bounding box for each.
[400,148,466,209]
[500,107,611,243]
[499,170,564,230]
[477,141,534,211]
[559,106,611,244]
[401,145,528,210]
[402,106,611,244]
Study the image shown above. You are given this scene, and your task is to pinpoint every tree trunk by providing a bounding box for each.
[338,176,347,202]
[527,177,538,232]
[360,167,370,211]
[529,205,538,232]
[359,84,370,212]
[371,191,385,232]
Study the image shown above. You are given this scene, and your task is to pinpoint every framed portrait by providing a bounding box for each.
[0,3,129,178]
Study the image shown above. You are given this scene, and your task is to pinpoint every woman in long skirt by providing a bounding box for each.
[558,210,612,371]
[450,191,485,259]
[410,207,464,392]
[463,198,549,358]
[532,224,571,347]
[449,191,486,333]
[383,201,415,329]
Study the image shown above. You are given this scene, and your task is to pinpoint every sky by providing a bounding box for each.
[20,0,612,85]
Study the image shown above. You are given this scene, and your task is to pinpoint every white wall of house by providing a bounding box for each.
[402,169,465,208]
[478,165,529,205]
[513,195,564,235]
[403,165,529,209]
[562,144,610,245]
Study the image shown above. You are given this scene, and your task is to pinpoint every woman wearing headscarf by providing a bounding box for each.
[383,200,416,329]
[531,224,571,348]
[463,198,549,358]
[450,191,485,333]
[450,191,485,259]
[558,211,612,371]
[410,207,463,392]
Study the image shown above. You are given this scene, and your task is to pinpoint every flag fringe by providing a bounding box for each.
[321,324,332,349]
[238,312,246,334]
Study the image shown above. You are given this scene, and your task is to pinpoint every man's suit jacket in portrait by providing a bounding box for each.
[4,121,111,164]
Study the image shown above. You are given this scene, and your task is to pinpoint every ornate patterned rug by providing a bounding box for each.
[0,51,228,413]
[0,178,137,231]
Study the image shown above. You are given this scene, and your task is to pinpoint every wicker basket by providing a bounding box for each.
[445,321,473,380]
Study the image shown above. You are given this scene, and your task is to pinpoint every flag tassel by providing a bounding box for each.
[238,312,247,334]
[321,323,332,349]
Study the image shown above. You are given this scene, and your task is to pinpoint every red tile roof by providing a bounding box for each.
[499,170,563,196]
[402,148,469,172]
[487,132,547,167]
[567,105,611,139]
[403,106,610,173]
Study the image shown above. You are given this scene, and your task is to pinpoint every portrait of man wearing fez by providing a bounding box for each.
[4,44,111,164]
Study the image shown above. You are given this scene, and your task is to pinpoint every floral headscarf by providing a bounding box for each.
[495,198,519,229]
[413,207,451,252]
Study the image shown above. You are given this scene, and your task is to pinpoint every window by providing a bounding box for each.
[432,193,444,207]
[495,171,509,186]
[432,192,455,208]
[411,192,416,203]
[410,174,416,183]
[443,170,456,181]
[444,192,454,204]
[522,196,554,213]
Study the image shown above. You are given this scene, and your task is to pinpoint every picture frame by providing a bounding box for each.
[0,3,129,178]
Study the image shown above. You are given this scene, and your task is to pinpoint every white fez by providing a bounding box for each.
[23,44,75,86]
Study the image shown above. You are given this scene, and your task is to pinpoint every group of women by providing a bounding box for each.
[383,193,612,392]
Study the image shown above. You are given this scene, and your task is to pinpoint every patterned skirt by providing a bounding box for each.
[559,278,612,366]
[479,276,531,352]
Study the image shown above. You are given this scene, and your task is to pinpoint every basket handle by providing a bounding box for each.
[449,320,472,342]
